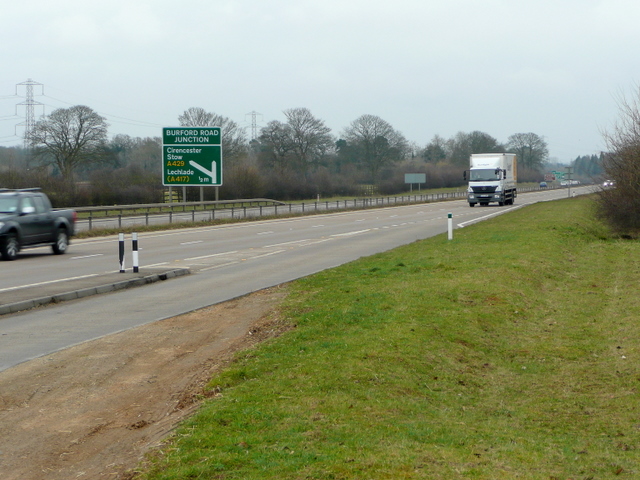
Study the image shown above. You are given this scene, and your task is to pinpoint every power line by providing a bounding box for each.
[40,95,164,129]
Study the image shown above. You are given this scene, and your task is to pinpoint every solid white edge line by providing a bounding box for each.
[0,273,100,293]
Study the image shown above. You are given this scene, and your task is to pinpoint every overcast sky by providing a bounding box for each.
[2,0,639,163]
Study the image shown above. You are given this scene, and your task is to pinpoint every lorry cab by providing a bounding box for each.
[465,153,517,207]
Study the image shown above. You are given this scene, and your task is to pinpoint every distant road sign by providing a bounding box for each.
[405,173,426,184]
[162,127,223,186]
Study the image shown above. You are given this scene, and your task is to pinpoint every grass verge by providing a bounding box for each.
[138,195,640,479]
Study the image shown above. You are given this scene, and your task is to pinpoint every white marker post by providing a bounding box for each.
[132,233,139,273]
[448,213,453,240]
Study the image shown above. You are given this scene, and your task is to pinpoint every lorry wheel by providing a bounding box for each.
[469,203,476,207]
[52,228,68,255]
[1,233,19,261]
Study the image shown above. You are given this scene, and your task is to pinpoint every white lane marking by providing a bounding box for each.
[297,238,332,246]
[71,254,104,260]
[257,231,274,235]
[200,261,239,272]
[199,249,286,272]
[0,274,100,293]
[265,239,313,247]
[181,240,204,245]
[249,249,286,259]
[331,229,371,237]
[185,251,238,261]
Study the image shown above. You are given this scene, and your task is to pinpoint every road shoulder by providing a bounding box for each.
[0,285,290,480]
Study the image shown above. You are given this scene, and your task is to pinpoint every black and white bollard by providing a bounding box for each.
[448,213,453,241]
[119,233,125,273]
[132,232,139,273]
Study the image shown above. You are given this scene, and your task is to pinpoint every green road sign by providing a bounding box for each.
[162,127,223,186]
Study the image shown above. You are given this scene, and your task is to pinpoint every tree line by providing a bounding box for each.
[0,104,560,206]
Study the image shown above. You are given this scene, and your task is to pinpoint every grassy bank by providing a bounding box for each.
[139,195,640,479]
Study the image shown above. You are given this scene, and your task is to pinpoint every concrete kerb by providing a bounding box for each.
[0,268,191,316]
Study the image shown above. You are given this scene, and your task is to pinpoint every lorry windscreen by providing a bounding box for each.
[469,169,500,181]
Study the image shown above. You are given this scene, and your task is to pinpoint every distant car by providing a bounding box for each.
[560,180,568,186]
[539,181,548,188]
[603,180,615,187]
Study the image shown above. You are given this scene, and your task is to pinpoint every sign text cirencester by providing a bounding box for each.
[162,127,223,186]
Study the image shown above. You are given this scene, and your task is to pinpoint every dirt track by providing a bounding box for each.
[0,286,289,479]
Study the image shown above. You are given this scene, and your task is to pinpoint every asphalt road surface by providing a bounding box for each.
[0,187,593,370]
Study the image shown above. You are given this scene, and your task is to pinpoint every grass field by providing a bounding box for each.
[138,195,640,479]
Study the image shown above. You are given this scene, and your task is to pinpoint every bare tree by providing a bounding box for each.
[445,131,504,167]
[421,135,447,163]
[506,132,548,170]
[341,114,409,181]
[597,85,640,235]
[179,107,248,161]
[28,105,109,184]
[178,107,215,127]
[257,108,333,176]
[283,108,334,174]
[258,120,295,173]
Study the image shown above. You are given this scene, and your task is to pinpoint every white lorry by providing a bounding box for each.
[464,153,517,207]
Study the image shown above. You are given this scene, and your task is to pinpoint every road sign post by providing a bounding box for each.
[162,127,223,187]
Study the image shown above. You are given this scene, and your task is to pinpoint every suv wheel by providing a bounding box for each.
[52,228,68,255]
[1,233,19,261]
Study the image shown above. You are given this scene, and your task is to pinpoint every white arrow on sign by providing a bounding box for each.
[189,160,217,184]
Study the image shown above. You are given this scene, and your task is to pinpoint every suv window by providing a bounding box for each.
[21,196,36,213]
[0,195,19,213]
[33,195,47,213]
